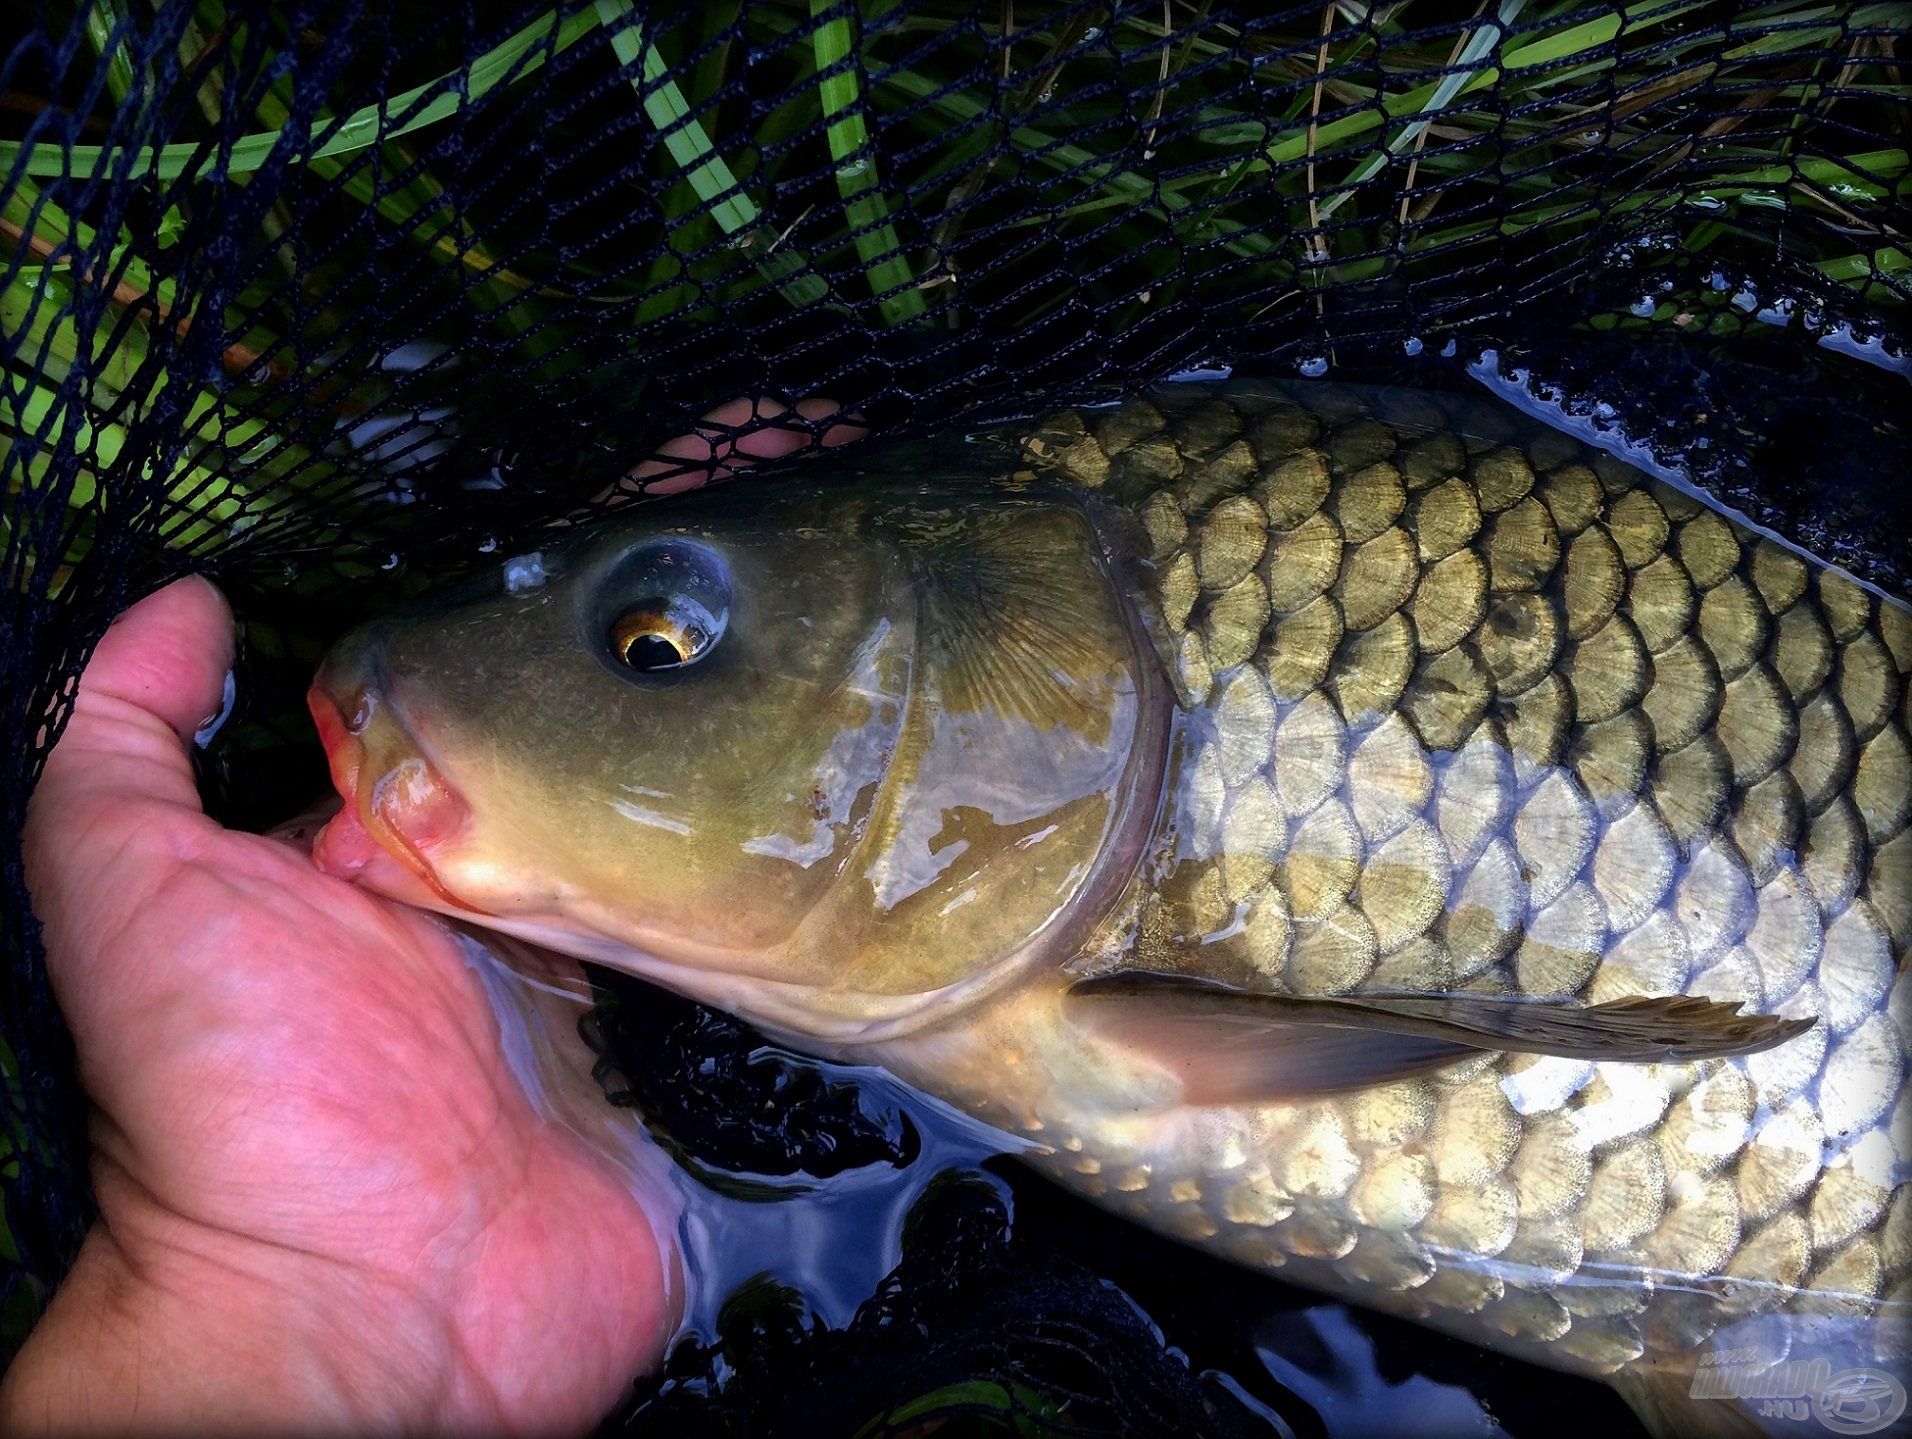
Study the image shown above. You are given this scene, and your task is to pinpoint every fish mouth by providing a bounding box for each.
[308,668,477,911]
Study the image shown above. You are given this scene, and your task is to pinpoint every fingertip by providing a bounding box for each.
[614,395,868,501]
[792,396,869,446]
[87,576,237,741]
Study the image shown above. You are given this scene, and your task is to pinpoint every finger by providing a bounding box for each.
[83,576,235,740]
[615,396,867,498]
[27,576,234,854]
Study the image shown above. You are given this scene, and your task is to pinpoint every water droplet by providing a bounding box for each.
[836,158,870,179]
[1297,354,1329,378]
[1038,89,1054,104]
[379,552,402,572]
[1082,25,1102,40]
[1440,338,1458,358]
[504,552,548,595]
[1402,336,1423,356]
[1629,296,1656,318]
[477,536,500,554]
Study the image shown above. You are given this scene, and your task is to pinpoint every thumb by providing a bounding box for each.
[26,576,235,884]
[81,575,235,742]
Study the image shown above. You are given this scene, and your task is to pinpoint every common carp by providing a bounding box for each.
[309,384,1910,1435]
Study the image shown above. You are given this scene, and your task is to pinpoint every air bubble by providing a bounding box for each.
[1402,336,1423,356]
[477,536,500,554]
[1629,296,1656,318]
[378,552,402,572]
[1297,354,1329,378]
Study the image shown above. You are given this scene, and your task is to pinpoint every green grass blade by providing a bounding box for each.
[1315,0,1530,225]
[0,8,603,180]
[80,0,141,107]
[808,0,924,325]
[594,0,830,311]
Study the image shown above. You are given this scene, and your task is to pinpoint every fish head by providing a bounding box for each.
[312,480,1172,1041]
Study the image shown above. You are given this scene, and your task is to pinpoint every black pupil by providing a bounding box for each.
[625,632,687,671]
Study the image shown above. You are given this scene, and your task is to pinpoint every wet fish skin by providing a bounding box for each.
[869,385,1910,1396]
[312,383,1911,1432]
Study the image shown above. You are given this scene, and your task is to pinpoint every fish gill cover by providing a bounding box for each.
[1,1,1907,1432]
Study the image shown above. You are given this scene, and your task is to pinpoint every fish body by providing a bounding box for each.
[312,384,1911,1434]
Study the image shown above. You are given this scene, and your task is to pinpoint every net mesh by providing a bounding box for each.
[2,0,1907,1426]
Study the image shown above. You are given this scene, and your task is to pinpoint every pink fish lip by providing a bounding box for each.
[307,679,480,911]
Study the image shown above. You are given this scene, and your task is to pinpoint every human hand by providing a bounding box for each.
[0,577,677,1436]
[0,396,865,1433]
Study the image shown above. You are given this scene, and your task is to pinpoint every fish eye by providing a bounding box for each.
[610,597,719,671]
[595,539,731,679]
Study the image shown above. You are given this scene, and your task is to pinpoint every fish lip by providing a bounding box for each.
[307,664,478,911]
[307,682,363,805]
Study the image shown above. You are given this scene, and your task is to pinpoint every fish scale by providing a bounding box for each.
[960,387,1911,1384]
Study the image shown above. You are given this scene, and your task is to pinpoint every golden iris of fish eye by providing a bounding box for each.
[610,601,711,671]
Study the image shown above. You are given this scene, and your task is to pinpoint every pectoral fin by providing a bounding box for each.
[1064,972,1814,1105]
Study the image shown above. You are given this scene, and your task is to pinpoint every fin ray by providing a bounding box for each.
[1065,972,1814,1103]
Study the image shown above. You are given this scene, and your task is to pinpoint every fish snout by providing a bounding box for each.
[307,662,470,889]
